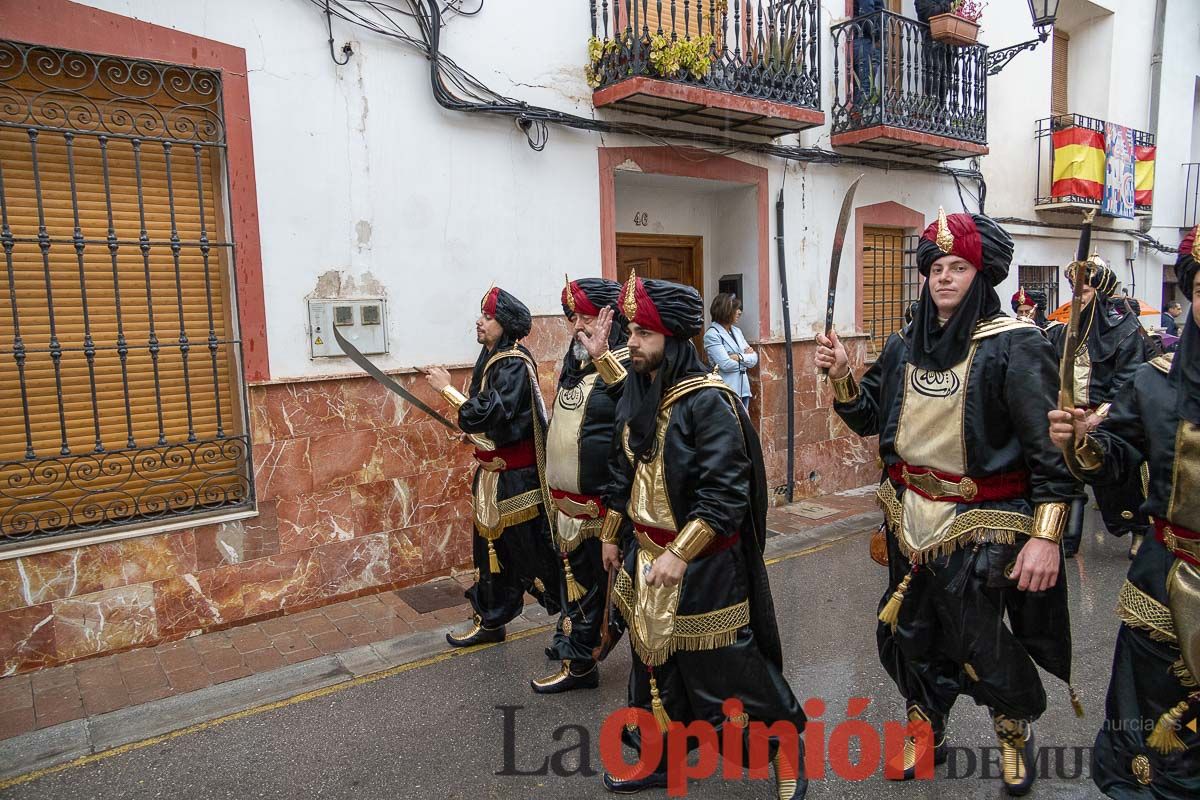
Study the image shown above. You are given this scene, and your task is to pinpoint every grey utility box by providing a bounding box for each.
[308,298,388,358]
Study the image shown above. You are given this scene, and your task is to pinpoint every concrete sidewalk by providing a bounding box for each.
[0,488,881,782]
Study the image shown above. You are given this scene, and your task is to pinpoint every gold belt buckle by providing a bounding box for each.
[903,467,978,501]
[477,456,507,472]
[903,467,947,499]
[554,494,600,519]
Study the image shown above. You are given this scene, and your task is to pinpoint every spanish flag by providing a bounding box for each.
[1051,126,1105,203]
[1135,144,1156,209]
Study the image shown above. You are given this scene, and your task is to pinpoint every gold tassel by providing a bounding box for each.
[649,672,672,733]
[563,556,586,603]
[488,541,502,574]
[1146,700,1190,755]
[1069,685,1085,719]
[879,572,914,632]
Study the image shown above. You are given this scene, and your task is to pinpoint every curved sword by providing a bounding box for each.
[332,325,459,431]
[821,173,866,381]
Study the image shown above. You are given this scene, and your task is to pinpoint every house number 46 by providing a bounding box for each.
[633,211,649,227]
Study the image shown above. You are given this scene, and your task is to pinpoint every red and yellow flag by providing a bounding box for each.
[1135,144,1156,209]
[1051,126,1105,203]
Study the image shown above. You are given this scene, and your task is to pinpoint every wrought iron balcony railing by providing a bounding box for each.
[1034,114,1155,216]
[830,11,988,147]
[587,0,821,114]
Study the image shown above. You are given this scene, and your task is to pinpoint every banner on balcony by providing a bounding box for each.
[1134,144,1156,211]
[1101,122,1136,219]
[1051,125,1104,204]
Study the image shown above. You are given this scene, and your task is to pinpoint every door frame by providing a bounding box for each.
[614,233,705,296]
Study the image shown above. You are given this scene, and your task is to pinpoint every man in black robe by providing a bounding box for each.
[599,273,807,798]
[1050,228,1200,799]
[532,277,631,694]
[423,286,560,647]
[816,210,1078,796]
[1047,257,1149,559]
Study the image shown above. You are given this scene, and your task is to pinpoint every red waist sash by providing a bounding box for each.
[1154,518,1200,568]
[474,439,536,471]
[888,462,1030,504]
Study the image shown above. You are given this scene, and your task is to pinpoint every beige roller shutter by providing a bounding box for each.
[0,45,247,540]
[1051,30,1069,117]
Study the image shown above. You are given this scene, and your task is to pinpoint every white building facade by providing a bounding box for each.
[0,0,1195,672]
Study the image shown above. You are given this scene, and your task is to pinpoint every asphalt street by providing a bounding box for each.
[2,512,1128,800]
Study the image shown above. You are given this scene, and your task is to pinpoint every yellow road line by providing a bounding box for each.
[0,524,870,791]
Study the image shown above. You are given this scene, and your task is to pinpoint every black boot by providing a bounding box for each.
[773,743,809,799]
[445,614,504,648]
[531,660,599,694]
[992,713,1036,797]
[885,704,948,781]
[602,770,668,794]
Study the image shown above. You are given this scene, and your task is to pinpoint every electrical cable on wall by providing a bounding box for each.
[309,0,989,198]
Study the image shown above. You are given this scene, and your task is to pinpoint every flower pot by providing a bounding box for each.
[928,13,980,46]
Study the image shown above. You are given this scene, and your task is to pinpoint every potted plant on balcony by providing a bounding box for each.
[929,0,985,46]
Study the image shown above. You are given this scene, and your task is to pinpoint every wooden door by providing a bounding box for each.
[615,233,705,353]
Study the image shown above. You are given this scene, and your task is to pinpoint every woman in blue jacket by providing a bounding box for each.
[704,293,757,406]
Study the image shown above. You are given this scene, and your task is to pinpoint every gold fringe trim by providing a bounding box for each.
[1147,700,1191,755]
[611,568,749,667]
[1070,685,1085,719]
[650,672,672,733]
[556,518,603,554]
[879,572,913,632]
[876,480,1031,565]
[563,556,586,602]
[475,490,543,539]
[1171,657,1199,688]
[1116,580,1177,643]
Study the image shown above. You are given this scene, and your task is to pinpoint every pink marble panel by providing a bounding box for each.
[237,551,316,619]
[252,437,313,501]
[52,584,158,662]
[153,565,245,637]
[0,604,56,676]
[276,486,357,552]
[386,528,423,584]
[301,534,391,601]
[193,500,280,570]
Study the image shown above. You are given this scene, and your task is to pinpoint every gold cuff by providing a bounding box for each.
[830,370,859,404]
[441,385,468,410]
[599,509,623,545]
[593,350,628,386]
[1029,502,1068,544]
[666,518,716,563]
[1074,436,1104,471]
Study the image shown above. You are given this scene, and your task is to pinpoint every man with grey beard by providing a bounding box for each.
[532,277,632,694]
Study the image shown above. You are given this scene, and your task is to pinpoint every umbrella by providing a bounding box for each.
[1048,298,1160,323]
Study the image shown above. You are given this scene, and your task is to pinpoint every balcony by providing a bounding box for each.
[587,0,824,137]
[1034,114,1155,217]
[829,11,988,161]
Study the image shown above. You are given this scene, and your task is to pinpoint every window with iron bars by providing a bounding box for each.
[860,229,920,360]
[0,40,254,551]
[1017,265,1061,316]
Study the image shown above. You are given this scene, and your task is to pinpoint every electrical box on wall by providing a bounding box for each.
[308,298,388,358]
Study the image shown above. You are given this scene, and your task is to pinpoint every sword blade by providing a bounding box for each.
[824,174,865,337]
[332,325,460,431]
[1058,209,1097,410]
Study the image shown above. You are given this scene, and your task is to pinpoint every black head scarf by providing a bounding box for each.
[470,286,534,397]
[1065,258,1134,362]
[1172,228,1200,424]
[910,210,1012,370]
[1011,287,1050,328]
[615,275,707,462]
[559,277,628,390]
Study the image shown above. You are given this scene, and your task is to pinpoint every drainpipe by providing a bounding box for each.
[775,189,795,504]
[1143,0,1167,237]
